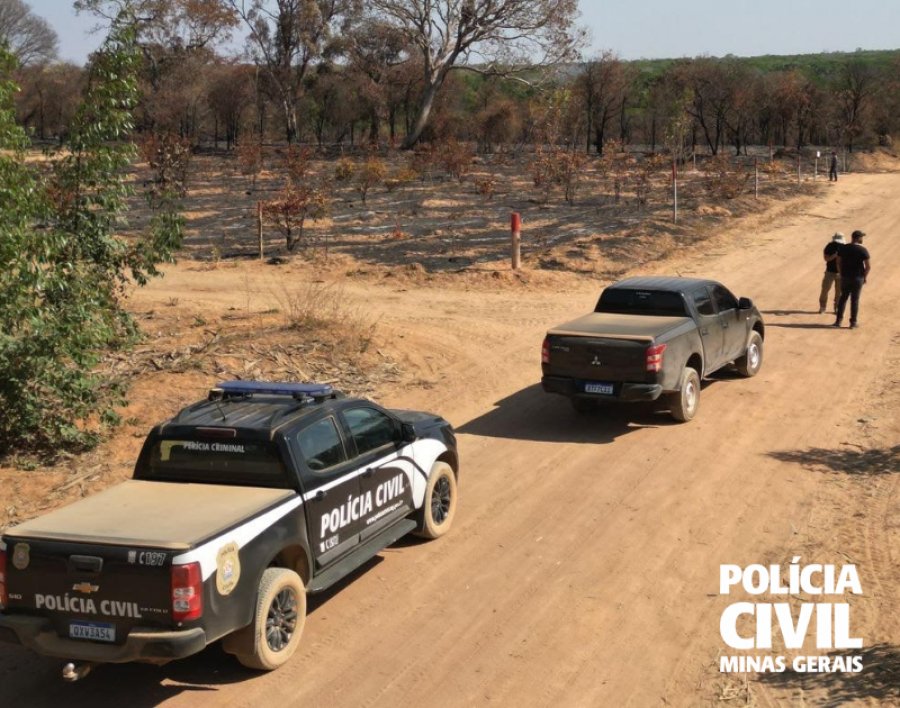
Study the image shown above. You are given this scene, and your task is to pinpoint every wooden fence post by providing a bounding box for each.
[672,159,678,224]
[754,157,759,199]
[257,201,264,261]
[511,212,521,270]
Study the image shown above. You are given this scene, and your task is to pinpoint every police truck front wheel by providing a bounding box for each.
[415,462,458,539]
[230,568,306,671]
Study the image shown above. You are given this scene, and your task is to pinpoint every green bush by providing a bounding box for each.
[0,18,183,458]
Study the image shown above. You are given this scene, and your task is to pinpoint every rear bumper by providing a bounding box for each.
[0,614,206,664]
[541,376,664,401]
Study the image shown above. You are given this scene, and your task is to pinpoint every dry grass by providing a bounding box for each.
[270,280,378,356]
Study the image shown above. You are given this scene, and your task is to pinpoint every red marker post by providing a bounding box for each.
[511,212,522,270]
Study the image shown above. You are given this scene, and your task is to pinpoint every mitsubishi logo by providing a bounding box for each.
[72,582,99,594]
[591,355,602,366]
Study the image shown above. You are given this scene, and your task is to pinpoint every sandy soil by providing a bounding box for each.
[0,168,898,706]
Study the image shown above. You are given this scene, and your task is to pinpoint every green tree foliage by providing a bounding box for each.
[0,19,183,457]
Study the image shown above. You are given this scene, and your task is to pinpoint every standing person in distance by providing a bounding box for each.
[829,151,839,181]
[819,232,844,314]
[834,230,871,329]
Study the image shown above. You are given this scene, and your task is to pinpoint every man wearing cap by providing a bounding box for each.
[819,232,844,314]
[834,230,871,329]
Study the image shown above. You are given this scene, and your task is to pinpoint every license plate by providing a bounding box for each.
[584,382,614,395]
[69,621,116,643]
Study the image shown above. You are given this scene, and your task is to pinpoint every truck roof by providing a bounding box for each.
[161,384,353,438]
[608,276,718,292]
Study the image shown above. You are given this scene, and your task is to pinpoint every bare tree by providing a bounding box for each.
[78,1,238,140]
[674,58,733,155]
[367,0,582,148]
[0,0,58,65]
[872,56,900,143]
[208,61,254,147]
[574,51,626,156]
[834,58,878,152]
[225,0,358,143]
[346,19,408,143]
[14,62,83,139]
[75,0,238,50]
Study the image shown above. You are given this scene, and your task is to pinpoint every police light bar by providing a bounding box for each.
[214,381,334,399]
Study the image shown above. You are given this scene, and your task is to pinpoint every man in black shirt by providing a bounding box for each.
[819,232,844,314]
[829,151,838,181]
[834,230,871,329]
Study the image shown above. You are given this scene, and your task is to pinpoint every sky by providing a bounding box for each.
[26,0,900,66]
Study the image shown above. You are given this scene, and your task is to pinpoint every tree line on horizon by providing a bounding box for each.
[1,0,897,159]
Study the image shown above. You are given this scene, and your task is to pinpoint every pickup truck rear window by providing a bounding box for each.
[140,438,288,487]
[596,289,688,317]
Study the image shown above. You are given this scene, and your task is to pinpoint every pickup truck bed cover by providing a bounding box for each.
[5,480,294,549]
[547,312,692,340]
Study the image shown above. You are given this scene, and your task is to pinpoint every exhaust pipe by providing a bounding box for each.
[62,661,94,682]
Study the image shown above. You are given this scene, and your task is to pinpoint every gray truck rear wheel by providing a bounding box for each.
[231,568,306,671]
[669,367,700,422]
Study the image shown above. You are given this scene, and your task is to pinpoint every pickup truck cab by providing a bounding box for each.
[541,276,765,421]
[0,381,459,675]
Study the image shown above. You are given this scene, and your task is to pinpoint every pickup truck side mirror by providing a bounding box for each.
[738,297,753,310]
[398,422,417,444]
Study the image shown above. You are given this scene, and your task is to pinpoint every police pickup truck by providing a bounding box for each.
[0,381,459,677]
[541,276,765,421]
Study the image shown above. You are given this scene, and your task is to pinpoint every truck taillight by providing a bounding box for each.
[0,547,7,610]
[645,343,667,372]
[171,562,203,622]
[541,337,550,364]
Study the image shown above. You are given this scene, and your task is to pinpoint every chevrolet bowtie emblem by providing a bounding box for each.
[72,582,99,594]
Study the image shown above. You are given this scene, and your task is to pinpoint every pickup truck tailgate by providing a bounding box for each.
[546,335,651,380]
[3,538,174,642]
[545,313,692,381]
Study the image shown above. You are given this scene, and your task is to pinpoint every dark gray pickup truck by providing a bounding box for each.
[541,276,765,422]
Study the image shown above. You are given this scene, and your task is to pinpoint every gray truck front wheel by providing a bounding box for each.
[669,367,700,422]
[735,331,763,377]
[230,568,307,671]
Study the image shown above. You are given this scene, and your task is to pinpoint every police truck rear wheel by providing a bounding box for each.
[669,367,700,423]
[234,568,306,671]
[415,462,457,539]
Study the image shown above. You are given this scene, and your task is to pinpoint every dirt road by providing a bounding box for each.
[1,173,897,706]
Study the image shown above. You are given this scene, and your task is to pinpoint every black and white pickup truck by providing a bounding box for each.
[0,381,459,676]
[541,276,765,421]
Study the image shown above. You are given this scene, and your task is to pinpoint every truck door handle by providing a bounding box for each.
[361,468,374,479]
[315,490,327,501]
[700,328,709,335]
[722,323,729,328]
